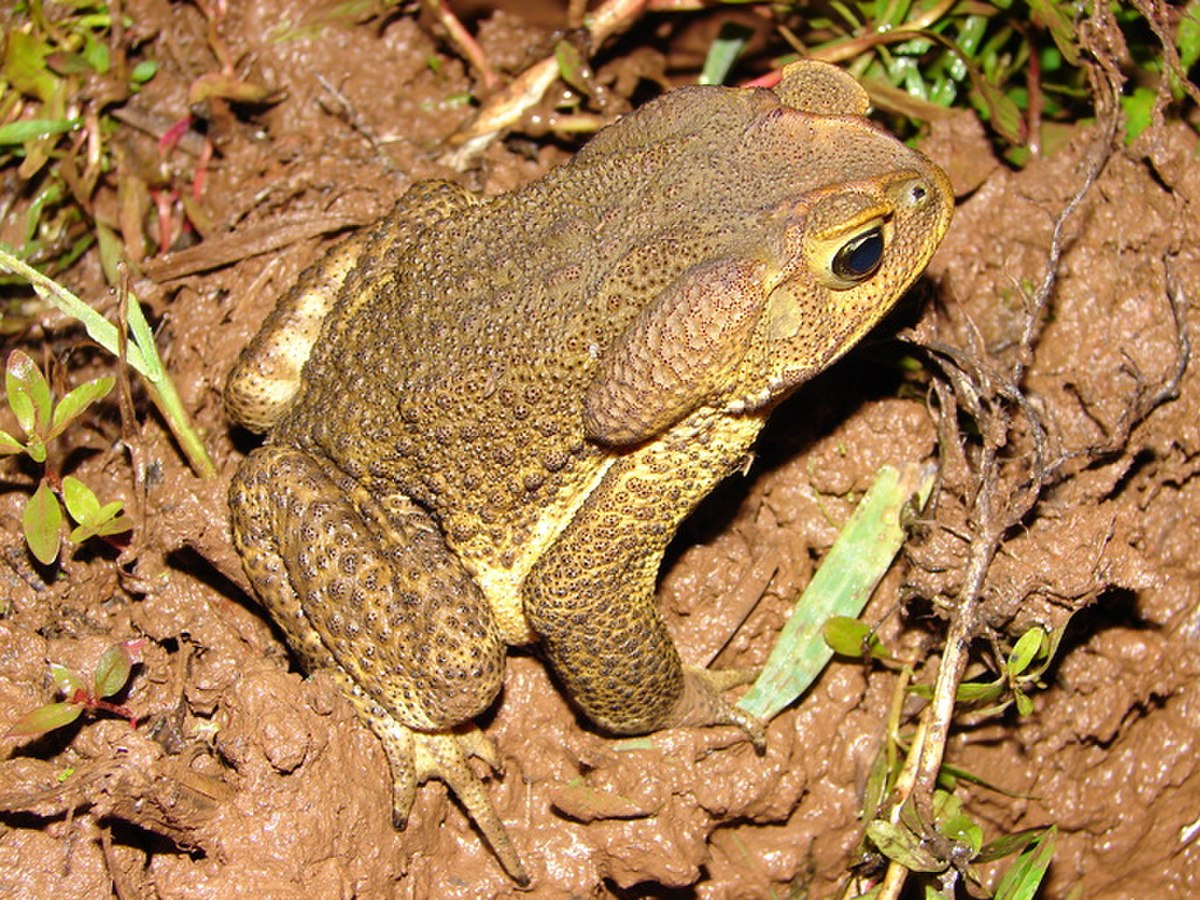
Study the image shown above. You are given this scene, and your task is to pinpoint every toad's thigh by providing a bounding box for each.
[229,445,505,730]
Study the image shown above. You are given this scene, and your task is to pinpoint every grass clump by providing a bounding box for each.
[2,1,160,277]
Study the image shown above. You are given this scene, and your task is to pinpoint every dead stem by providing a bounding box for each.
[423,0,498,92]
[438,0,651,169]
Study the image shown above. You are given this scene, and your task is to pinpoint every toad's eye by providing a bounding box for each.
[832,227,884,282]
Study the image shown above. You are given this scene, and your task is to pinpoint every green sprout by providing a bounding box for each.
[909,624,1062,718]
[6,640,145,738]
[0,349,133,565]
[844,622,1067,895]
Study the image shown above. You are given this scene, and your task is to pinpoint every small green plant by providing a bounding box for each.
[839,623,1065,897]
[860,791,1056,899]
[827,618,1061,717]
[6,639,145,738]
[910,625,1061,718]
[1,1,159,274]
[0,348,132,565]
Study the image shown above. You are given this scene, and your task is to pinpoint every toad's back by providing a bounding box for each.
[271,80,942,563]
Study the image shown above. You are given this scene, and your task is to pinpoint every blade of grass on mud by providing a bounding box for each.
[0,247,216,479]
[738,462,936,722]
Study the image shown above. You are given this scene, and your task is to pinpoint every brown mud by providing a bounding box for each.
[1,2,1199,897]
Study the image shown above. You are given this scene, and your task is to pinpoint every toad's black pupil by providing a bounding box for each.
[833,229,884,281]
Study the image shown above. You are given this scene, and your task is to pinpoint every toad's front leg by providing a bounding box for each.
[523,420,765,745]
[228,445,527,884]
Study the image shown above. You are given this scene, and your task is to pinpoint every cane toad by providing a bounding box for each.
[226,60,953,883]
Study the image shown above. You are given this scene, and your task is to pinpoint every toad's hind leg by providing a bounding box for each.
[228,445,526,883]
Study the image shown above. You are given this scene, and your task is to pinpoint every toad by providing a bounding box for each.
[226,59,953,883]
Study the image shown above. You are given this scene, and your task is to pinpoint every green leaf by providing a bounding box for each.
[699,22,753,86]
[69,511,132,543]
[554,40,593,97]
[1008,627,1046,678]
[823,615,889,659]
[3,30,59,105]
[1014,690,1033,716]
[130,59,158,84]
[93,643,134,698]
[0,429,26,456]
[95,503,131,533]
[23,481,63,565]
[82,33,110,75]
[0,251,152,377]
[63,476,131,542]
[993,826,1057,900]
[954,678,1005,703]
[955,14,989,60]
[866,819,944,872]
[49,663,86,696]
[739,464,935,720]
[979,826,1053,863]
[6,350,52,439]
[0,117,82,146]
[823,615,872,656]
[1180,2,1200,72]
[1027,0,1080,66]
[5,701,84,737]
[975,78,1025,144]
[934,791,983,855]
[123,290,164,382]
[1121,86,1157,143]
[23,179,65,245]
[1025,623,1068,681]
[95,500,125,526]
[24,436,47,464]
[860,745,893,823]
[61,475,102,524]
[48,376,113,442]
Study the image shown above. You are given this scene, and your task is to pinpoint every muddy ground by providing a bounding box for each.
[1,1,1199,897]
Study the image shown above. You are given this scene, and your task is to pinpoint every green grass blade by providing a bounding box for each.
[0,117,81,146]
[738,462,936,721]
[0,246,152,374]
[699,22,754,86]
[993,825,1057,900]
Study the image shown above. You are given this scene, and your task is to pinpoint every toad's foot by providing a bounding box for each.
[344,675,529,885]
[667,666,765,750]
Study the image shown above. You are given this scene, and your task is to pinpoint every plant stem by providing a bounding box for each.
[144,377,216,480]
